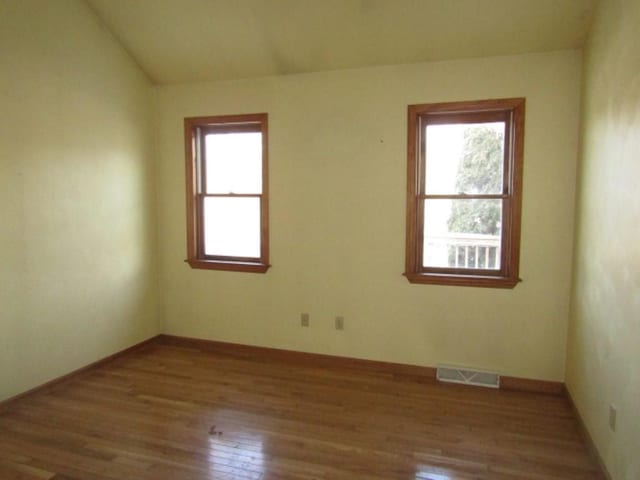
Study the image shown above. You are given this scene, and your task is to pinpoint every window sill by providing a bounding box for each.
[404,272,520,288]
[186,258,270,273]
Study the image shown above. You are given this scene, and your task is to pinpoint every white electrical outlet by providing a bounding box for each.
[609,405,617,432]
[300,313,309,327]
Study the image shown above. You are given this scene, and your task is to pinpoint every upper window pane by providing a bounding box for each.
[205,132,262,194]
[424,122,505,195]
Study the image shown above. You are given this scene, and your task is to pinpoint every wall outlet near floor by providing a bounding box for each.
[300,313,310,327]
[608,405,617,432]
[335,316,344,330]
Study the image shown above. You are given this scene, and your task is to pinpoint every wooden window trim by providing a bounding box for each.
[184,113,270,273]
[404,98,525,288]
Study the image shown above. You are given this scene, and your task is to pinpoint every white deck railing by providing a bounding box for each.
[424,233,500,269]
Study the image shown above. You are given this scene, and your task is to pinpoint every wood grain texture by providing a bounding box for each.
[500,375,564,395]
[159,335,438,383]
[0,337,605,479]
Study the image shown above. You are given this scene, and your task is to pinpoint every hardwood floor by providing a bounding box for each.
[0,337,603,479]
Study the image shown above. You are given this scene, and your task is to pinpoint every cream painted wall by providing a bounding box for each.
[0,0,158,401]
[566,0,640,478]
[157,50,581,381]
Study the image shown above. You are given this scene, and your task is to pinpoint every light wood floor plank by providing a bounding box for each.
[0,341,604,479]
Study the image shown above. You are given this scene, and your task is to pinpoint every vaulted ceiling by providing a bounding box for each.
[86,0,595,85]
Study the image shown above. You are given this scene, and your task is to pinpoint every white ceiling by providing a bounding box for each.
[86,0,596,85]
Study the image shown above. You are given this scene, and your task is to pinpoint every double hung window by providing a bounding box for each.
[405,98,525,288]
[184,113,269,273]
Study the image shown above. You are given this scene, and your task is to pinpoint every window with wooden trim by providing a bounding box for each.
[184,113,269,273]
[405,98,525,288]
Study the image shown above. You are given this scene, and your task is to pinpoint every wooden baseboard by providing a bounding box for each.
[157,334,565,395]
[500,375,565,395]
[565,386,612,480]
[1,333,568,413]
[0,335,161,411]
[157,334,438,382]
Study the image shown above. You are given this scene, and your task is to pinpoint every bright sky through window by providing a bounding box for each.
[205,133,262,194]
[424,123,504,195]
[203,132,262,258]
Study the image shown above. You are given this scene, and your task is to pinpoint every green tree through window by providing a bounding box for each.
[447,126,503,236]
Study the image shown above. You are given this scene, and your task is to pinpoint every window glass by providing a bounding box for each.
[203,197,261,258]
[205,132,262,194]
[423,199,502,269]
[424,123,504,195]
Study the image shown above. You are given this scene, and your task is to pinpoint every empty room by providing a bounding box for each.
[0,0,638,479]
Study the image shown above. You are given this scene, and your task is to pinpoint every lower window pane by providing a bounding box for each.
[203,197,260,258]
[423,199,502,270]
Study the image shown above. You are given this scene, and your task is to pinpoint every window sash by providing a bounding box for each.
[417,197,508,275]
[196,193,264,262]
[201,130,263,195]
[417,114,511,277]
